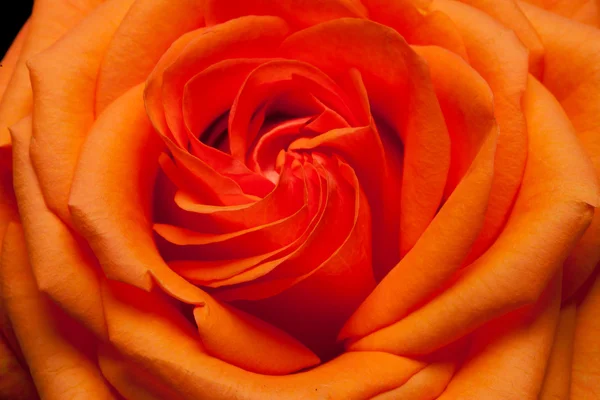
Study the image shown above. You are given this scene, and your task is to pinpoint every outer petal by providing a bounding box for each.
[0,222,115,400]
[349,76,599,356]
[455,0,544,76]
[520,1,600,300]
[0,0,103,148]
[101,277,427,399]
[436,274,561,400]
[205,0,367,29]
[95,0,205,112]
[27,0,135,226]
[571,271,600,398]
[0,20,29,101]
[539,303,577,400]
[431,0,529,262]
[11,117,107,339]
[341,45,497,340]
[521,0,600,26]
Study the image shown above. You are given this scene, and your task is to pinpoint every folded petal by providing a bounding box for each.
[205,0,367,29]
[431,0,529,261]
[11,116,107,339]
[281,17,451,269]
[539,303,576,400]
[341,47,497,340]
[520,1,600,300]
[95,0,205,112]
[27,0,135,226]
[436,274,561,399]
[349,76,599,356]
[0,0,103,148]
[571,271,600,398]
[102,276,426,399]
[0,223,115,400]
[0,20,29,101]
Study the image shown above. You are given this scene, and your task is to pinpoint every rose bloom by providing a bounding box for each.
[1,0,599,399]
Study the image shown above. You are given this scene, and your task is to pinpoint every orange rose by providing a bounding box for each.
[1,0,600,399]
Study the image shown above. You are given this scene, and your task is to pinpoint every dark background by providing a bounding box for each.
[1,1,33,58]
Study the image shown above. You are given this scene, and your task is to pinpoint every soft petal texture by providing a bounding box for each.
[101,276,427,399]
[27,0,135,226]
[455,0,544,76]
[0,332,37,400]
[539,302,577,399]
[436,274,561,399]
[349,76,599,355]
[431,0,529,262]
[95,0,205,112]
[0,20,29,101]
[204,0,368,29]
[280,18,451,275]
[12,116,107,339]
[571,271,600,398]
[520,1,600,300]
[521,0,600,26]
[69,84,319,375]
[341,45,497,340]
[0,221,115,400]
[0,0,103,148]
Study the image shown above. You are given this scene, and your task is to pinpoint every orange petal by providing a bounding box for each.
[11,116,107,340]
[437,273,561,399]
[0,20,29,101]
[539,302,577,400]
[455,0,544,76]
[27,0,135,226]
[0,223,115,399]
[205,0,367,28]
[102,276,426,399]
[372,360,457,400]
[520,1,600,300]
[281,17,451,263]
[0,332,37,400]
[0,0,103,148]
[431,0,529,261]
[95,0,205,113]
[349,76,599,356]
[103,280,319,375]
[571,271,600,398]
[521,0,600,26]
[340,47,497,341]
[160,16,290,147]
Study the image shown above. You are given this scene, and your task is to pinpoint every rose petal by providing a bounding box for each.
[456,0,544,76]
[205,0,367,29]
[340,47,497,341]
[521,0,599,26]
[0,223,115,399]
[27,0,135,226]
[0,20,29,101]
[101,277,425,399]
[520,1,600,300]
[539,303,576,399]
[160,16,290,147]
[95,0,205,112]
[0,0,103,148]
[281,17,451,266]
[571,271,600,398]
[11,116,107,339]
[349,76,599,355]
[431,0,529,262]
[0,332,37,400]
[436,273,561,399]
